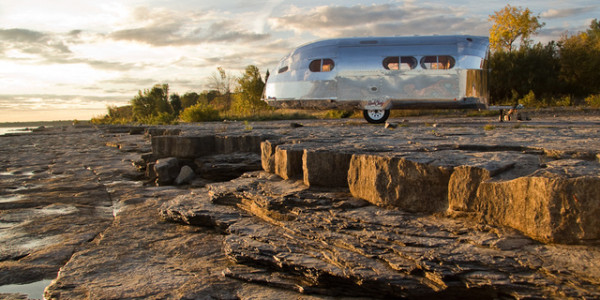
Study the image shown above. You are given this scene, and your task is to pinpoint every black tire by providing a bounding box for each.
[363,109,390,124]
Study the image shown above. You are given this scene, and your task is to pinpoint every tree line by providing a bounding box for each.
[488,5,600,107]
[93,65,275,124]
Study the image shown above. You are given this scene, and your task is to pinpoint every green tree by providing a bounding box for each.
[131,92,153,119]
[92,105,134,124]
[108,105,133,121]
[237,65,265,100]
[559,19,600,97]
[489,5,544,52]
[170,93,182,116]
[489,42,561,104]
[586,19,600,41]
[130,83,174,123]
[208,67,235,110]
[152,83,172,114]
[180,92,200,109]
[232,65,269,116]
[198,90,220,104]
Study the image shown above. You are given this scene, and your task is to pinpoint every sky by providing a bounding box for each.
[1,0,598,122]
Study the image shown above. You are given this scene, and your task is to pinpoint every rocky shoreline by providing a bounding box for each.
[0,115,599,299]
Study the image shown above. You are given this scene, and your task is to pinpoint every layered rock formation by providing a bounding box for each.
[475,159,600,243]
[253,121,600,245]
[160,172,600,298]
[1,117,599,299]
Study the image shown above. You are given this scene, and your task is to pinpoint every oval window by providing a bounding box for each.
[383,56,417,70]
[400,57,418,70]
[309,59,335,72]
[322,59,334,72]
[420,56,455,69]
[383,57,399,70]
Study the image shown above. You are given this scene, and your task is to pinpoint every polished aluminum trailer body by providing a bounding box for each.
[264,35,490,122]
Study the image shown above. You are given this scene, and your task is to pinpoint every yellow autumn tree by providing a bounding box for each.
[489,5,544,52]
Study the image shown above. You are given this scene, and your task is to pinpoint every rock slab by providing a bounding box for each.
[159,171,600,299]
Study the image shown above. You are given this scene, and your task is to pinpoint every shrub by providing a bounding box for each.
[243,120,253,131]
[135,111,177,125]
[519,90,540,108]
[584,94,600,107]
[230,94,271,117]
[91,115,110,124]
[153,111,177,125]
[483,124,496,131]
[554,95,572,107]
[324,110,354,119]
[180,103,220,122]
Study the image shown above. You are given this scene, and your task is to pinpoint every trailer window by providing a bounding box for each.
[309,59,335,72]
[420,56,455,69]
[383,56,417,70]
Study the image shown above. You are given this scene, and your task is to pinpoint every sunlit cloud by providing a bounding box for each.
[541,7,595,19]
[107,6,270,46]
[0,28,46,43]
[0,28,71,61]
[268,4,488,38]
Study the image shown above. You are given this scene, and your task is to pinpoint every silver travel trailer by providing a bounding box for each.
[263,35,490,123]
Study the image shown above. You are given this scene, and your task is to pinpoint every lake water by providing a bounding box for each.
[0,279,53,299]
[0,127,32,135]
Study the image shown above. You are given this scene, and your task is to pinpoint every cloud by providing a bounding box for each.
[541,7,595,19]
[0,27,150,72]
[538,27,569,41]
[198,39,292,72]
[0,28,72,56]
[96,76,206,95]
[109,7,192,45]
[204,20,270,43]
[270,4,409,31]
[330,15,488,38]
[108,6,270,46]
[110,25,189,46]
[268,4,488,38]
[0,28,46,42]
[99,77,164,87]
[41,56,141,71]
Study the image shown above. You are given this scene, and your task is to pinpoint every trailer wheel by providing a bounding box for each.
[363,109,390,124]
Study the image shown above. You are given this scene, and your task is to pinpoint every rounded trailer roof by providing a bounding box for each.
[291,35,489,56]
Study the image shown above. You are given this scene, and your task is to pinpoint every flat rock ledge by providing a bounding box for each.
[150,118,600,298]
[151,119,600,245]
[160,172,600,299]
